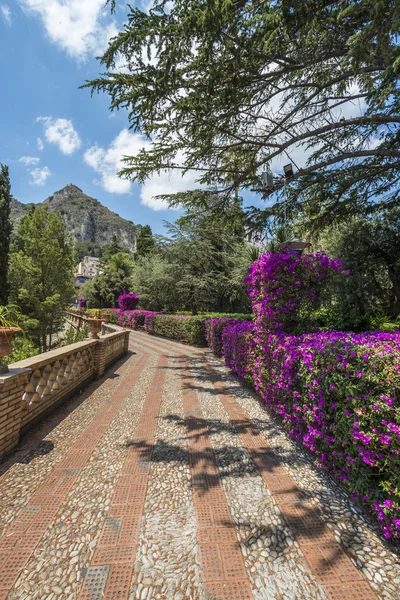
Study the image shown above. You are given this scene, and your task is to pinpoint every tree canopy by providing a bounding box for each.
[86,0,400,234]
[9,207,75,351]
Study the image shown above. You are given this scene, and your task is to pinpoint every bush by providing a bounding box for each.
[116,309,157,329]
[117,293,140,311]
[222,324,400,540]
[57,326,89,347]
[222,321,255,384]
[146,314,207,346]
[245,251,347,333]
[205,317,252,355]
[4,335,40,364]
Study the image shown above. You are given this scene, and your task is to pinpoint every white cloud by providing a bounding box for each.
[18,0,117,60]
[84,129,147,195]
[38,117,82,155]
[140,158,198,211]
[30,166,51,186]
[19,156,40,166]
[37,137,44,151]
[0,4,11,25]
[84,129,199,210]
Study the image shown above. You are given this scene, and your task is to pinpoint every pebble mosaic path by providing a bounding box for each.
[0,331,399,600]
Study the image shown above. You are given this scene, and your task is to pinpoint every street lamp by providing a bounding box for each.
[283,163,294,179]
[278,233,310,256]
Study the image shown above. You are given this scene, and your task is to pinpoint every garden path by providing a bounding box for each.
[0,331,398,600]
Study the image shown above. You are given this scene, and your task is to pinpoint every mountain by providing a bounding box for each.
[10,184,140,252]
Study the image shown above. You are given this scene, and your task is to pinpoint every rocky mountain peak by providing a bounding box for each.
[10,184,141,252]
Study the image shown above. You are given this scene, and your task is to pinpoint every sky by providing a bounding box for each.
[0,0,208,233]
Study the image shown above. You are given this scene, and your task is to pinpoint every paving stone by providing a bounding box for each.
[0,332,396,600]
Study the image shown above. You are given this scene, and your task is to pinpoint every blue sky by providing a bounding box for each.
[0,0,204,233]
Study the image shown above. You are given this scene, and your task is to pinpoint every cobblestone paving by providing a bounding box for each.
[0,331,398,599]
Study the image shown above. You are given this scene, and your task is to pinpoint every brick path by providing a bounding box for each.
[0,331,398,600]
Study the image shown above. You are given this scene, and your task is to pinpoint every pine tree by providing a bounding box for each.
[136,225,155,258]
[86,0,400,232]
[0,165,12,306]
[9,207,75,351]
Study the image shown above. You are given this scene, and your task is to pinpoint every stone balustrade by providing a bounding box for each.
[0,323,130,458]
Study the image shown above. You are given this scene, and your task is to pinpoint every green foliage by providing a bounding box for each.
[3,335,40,364]
[57,326,89,347]
[150,315,207,346]
[0,164,12,305]
[8,206,75,351]
[102,233,130,260]
[320,209,400,329]
[0,304,21,328]
[132,254,177,311]
[75,242,103,262]
[87,0,400,232]
[131,202,253,314]
[84,248,134,308]
[135,225,155,258]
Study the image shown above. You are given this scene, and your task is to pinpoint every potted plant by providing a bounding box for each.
[0,305,22,374]
[86,311,103,340]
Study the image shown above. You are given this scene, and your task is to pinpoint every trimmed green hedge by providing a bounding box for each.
[148,315,207,346]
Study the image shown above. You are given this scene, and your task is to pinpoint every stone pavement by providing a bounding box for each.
[0,331,399,600]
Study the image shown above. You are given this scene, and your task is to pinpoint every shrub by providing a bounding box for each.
[4,336,40,364]
[117,292,140,311]
[222,321,255,383]
[205,317,252,355]
[57,326,89,347]
[245,250,347,333]
[86,309,101,318]
[117,309,156,329]
[146,314,207,346]
[222,324,400,540]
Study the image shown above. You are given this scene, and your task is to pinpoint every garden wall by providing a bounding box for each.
[0,323,130,458]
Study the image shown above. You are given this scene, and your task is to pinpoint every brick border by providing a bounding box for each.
[0,352,149,599]
[78,354,168,600]
[179,357,254,599]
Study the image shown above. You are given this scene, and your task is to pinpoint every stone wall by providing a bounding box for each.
[0,324,130,458]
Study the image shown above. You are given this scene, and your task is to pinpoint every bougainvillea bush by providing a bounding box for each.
[222,323,400,540]
[245,250,347,333]
[145,314,207,346]
[117,309,155,330]
[117,293,140,311]
[205,317,252,355]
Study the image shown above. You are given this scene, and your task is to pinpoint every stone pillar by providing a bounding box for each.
[124,330,130,353]
[0,368,30,457]
[93,339,106,379]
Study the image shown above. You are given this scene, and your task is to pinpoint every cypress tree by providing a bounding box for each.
[0,165,12,305]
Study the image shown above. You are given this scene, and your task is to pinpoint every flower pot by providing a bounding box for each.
[87,318,103,340]
[0,327,21,374]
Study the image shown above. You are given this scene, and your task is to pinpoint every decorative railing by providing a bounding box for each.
[0,321,130,458]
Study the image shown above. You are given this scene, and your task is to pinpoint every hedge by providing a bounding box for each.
[145,314,208,346]
[205,317,252,355]
[222,323,400,540]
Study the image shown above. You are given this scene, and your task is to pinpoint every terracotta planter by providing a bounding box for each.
[87,318,103,340]
[0,327,21,374]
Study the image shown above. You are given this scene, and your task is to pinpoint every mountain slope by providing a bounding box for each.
[10,184,140,251]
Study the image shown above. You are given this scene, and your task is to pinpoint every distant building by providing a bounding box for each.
[74,256,101,285]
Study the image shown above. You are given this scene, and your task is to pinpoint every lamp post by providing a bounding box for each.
[278,233,310,256]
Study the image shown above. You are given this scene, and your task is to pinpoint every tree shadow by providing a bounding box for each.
[123,422,338,559]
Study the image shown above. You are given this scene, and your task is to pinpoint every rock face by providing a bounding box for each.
[10,184,140,251]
